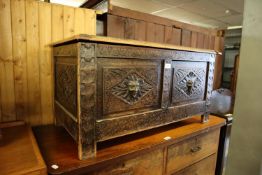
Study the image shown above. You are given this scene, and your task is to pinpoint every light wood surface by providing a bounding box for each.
[52,34,220,54]
[0,0,16,122]
[0,0,96,125]
[0,123,46,175]
[33,115,225,174]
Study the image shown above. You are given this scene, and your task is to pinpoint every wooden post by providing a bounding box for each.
[78,43,97,159]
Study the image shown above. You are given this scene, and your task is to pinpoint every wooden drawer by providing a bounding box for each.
[171,61,207,105]
[91,149,164,175]
[173,154,217,175]
[166,129,220,174]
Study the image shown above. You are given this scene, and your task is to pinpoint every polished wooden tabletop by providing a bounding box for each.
[0,122,46,175]
[33,115,225,175]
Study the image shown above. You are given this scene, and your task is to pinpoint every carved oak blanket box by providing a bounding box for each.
[52,34,217,160]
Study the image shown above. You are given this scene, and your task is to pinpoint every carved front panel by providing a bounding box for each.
[97,58,162,118]
[172,61,207,105]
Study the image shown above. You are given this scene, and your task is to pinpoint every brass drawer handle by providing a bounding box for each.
[190,146,202,153]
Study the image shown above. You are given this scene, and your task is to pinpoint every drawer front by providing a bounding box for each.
[166,129,220,174]
[172,61,207,105]
[173,154,217,175]
[97,58,163,118]
[90,149,164,175]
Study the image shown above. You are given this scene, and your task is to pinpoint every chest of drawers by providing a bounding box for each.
[33,115,226,175]
[53,35,217,159]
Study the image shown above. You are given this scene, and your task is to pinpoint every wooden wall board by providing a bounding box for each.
[204,35,210,49]
[213,36,225,89]
[108,5,218,36]
[134,20,146,41]
[52,4,64,42]
[39,2,53,125]
[84,9,96,35]
[11,0,29,122]
[197,33,205,49]
[154,24,165,43]
[107,15,125,38]
[26,0,41,125]
[146,22,156,42]
[63,6,75,38]
[0,0,97,125]
[191,31,198,48]
[0,0,16,122]
[181,29,192,47]
[164,26,181,45]
[74,8,86,35]
[124,18,136,40]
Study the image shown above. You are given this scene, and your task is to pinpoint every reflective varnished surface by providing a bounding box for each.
[33,115,225,175]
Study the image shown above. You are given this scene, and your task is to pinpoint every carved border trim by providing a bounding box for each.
[205,61,215,111]
[96,101,206,141]
[96,44,215,62]
[174,51,215,62]
[161,59,172,108]
[54,43,78,56]
[78,43,97,159]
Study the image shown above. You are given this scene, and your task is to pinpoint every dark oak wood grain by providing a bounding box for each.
[53,35,217,159]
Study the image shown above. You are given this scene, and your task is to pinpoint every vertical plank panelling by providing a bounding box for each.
[181,29,191,46]
[84,9,96,35]
[107,15,125,38]
[213,36,224,89]
[172,27,182,45]
[26,0,41,125]
[191,31,198,47]
[204,35,210,49]
[52,4,64,42]
[155,24,165,43]
[0,0,16,121]
[209,36,215,50]
[164,26,173,44]
[124,18,136,39]
[134,20,146,41]
[63,6,75,38]
[197,33,204,48]
[146,22,155,42]
[74,8,86,35]
[164,26,181,45]
[0,1,96,125]
[39,2,53,124]
[11,0,28,122]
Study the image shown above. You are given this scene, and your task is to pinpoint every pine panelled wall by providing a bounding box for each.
[104,6,224,90]
[0,0,96,125]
